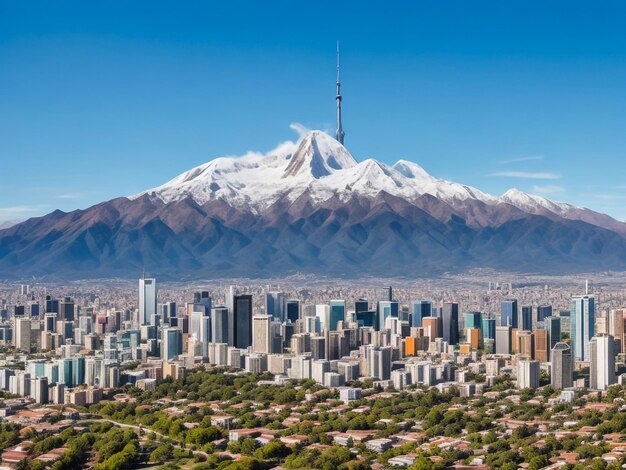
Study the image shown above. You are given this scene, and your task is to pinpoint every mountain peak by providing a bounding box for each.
[282,131,357,179]
[392,160,432,180]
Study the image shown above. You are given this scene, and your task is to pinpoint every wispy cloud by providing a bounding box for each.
[56,193,81,200]
[0,205,48,222]
[531,185,565,194]
[490,171,560,180]
[289,122,311,140]
[500,155,544,164]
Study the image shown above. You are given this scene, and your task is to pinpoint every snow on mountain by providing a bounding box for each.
[500,188,572,216]
[283,131,357,178]
[135,129,592,223]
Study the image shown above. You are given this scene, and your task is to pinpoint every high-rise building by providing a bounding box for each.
[315,305,330,331]
[544,316,561,349]
[422,317,441,342]
[482,318,496,341]
[59,297,75,322]
[139,278,157,326]
[33,377,48,404]
[45,296,59,314]
[532,329,549,363]
[252,315,272,354]
[501,300,518,328]
[442,302,459,345]
[162,327,182,362]
[517,330,534,358]
[495,326,511,355]
[464,312,482,329]
[410,301,432,328]
[189,306,211,356]
[368,346,391,380]
[285,300,300,323]
[551,342,573,390]
[590,334,616,391]
[537,305,552,323]
[211,307,229,344]
[72,356,85,387]
[14,318,31,353]
[265,291,284,321]
[608,309,626,354]
[517,360,540,389]
[329,300,345,331]
[520,306,532,331]
[377,301,399,332]
[232,294,252,349]
[570,295,595,361]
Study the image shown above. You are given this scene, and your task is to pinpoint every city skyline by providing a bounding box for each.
[4,2,626,223]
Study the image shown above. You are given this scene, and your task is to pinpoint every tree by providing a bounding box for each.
[149,443,173,464]
[254,440,290,461]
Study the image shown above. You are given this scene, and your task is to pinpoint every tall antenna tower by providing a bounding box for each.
[336,41,345,145]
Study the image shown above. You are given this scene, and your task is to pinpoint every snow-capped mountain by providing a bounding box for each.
[135,129,588,224]
[2,129,626,279]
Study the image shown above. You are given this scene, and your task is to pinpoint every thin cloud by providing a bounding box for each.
[289,123,311,140]
[490,171,560,180]
[0,205,48,222]
[56,193,81,200]
[500,155,544,164]
[531,185,564,194]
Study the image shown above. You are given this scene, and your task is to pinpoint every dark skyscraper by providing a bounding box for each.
[442,302,459,345]
[285,299,300,323]
[501,300,518,328]
[520,306,532,331]
[233,294,252,349]
[60,297,75,321]
[45,296,59,314]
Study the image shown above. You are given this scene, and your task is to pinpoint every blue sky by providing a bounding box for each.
[3,1,626,222]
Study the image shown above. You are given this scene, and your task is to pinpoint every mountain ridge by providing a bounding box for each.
[2,129,626,279]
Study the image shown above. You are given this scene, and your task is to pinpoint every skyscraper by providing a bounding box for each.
[517,360,540,389]
[442,302,459,345]
[265,291,284,321]
[551,342,573,390]
[211,306,229,344]
[139,278,157,326]
[329,300,346,331]
[59,297,75,322]
[377,301,399,332]
[410,301,432,328]
[14,318,31,353]
[532,329,549,363]
[520,306,532,331]
[537,305,553,323]
[252,315,272,354]
[232,294,252,349]
[608,309,626,354]
[355,300,376,328]
[544,316,561,349]
[162,327,182,362]
[501,300,518,328]
[482,318,496,341]
[570,295,595,361]
[590,334,616,391]
[495,326,511,355]
[285,299,300,323]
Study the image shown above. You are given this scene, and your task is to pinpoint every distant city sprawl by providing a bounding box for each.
[0,275,624,469]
